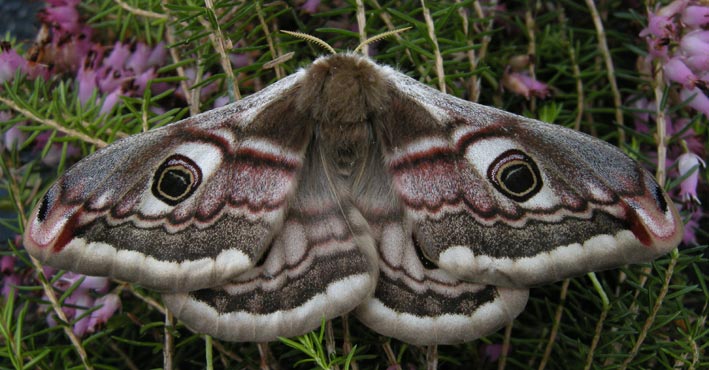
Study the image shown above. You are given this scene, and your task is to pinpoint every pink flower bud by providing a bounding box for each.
[86,294,121,333]
[147,42,167,68]
[301,0,321,14]
[77,64,98,104]
[680,30,709,57]
[3,123,28,151]
[663,57,698,88]
[70,293,95,337]
[657,0,688,17]
[100,88,123,115]
[639,13,674,38]
[2,274,20,299]
[97,67,125,94]
[79,276,110,293]
[502,70,550,99]
[681,5,709,27]
[677,152,705,205]
[680,86,709,118]
[40,5,80,34]
[1,256,15,274]
[134,69,157,95]
[126,42,152,74]
[103,42,131,72]
[685,54,709,71]
[0,43,27,83]
[629,97,655,134]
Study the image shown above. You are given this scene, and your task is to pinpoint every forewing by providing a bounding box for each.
[377,67,683,288]
[23,73,314,292]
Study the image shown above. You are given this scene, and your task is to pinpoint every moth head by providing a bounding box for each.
[151,154,202,206]
[487,149,543,202]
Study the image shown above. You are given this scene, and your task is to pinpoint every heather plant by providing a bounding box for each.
[0,1,706,369]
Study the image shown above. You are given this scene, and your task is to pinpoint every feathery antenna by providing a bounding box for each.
[353,27,411,54]
[281,30,336,55]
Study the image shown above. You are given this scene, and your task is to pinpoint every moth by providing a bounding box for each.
[24,52,683,345]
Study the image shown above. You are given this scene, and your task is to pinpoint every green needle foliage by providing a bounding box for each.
[0,1,707,369]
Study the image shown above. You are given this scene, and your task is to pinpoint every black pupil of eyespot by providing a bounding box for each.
[161,169,191,198]
[501,163,534,194]
[487,149,542,203]
[38,193,51,222]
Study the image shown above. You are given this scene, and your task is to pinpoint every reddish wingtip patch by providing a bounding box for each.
[51,211,81,253]
[625,206,653,247]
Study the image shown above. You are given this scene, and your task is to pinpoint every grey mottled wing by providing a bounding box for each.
[23,72,315,292]
[377,66,683,288]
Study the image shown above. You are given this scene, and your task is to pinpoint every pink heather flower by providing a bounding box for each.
[24,61,50,81]
[683,208,702,244]
[680,29,709,57]
[68,292,94,336]
[0,43,27,83]
[42,266,56,278]
[77,65,98,104]
[1,254,20,299]
[146,42,167,68]
[40,5,81,34]
[657,0,689,18]
[664,57,699,88]
[685,54,709,71]
[629,97,656,134]
[45,26,93,73]
[1,274,21,299]
[666,118,703,154]
[1,256,15,274]
[86,294,121,334]
[645,37,670,60]
[103,42,132,72]
[42,270,117,336]
[3,123,29,151]
[639,13,674,38]
[301,0,321,13]
[125,42,166,74]
[54,272,109,293]
[76,49,105,105]
[133,69,158,95]
[126,43,153,74]
[639,0,687,39]
[680,86,709,118]
[502,69,550,99]
[677,152,705,205]
[97,67,125,94]
[681,5,709,27]
[100,88,123,115]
